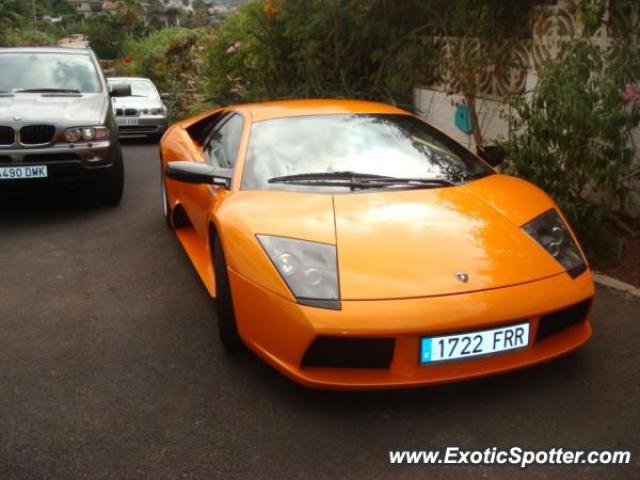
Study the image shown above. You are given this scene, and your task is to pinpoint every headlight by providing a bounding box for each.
[257,235,340,309]
[522,209,586,277]
[150,107,165,115]
[64,126,110,143]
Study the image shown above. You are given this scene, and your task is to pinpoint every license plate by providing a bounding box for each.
[117,118,139,126]
[0,165,48,180]
[420,322,530,364]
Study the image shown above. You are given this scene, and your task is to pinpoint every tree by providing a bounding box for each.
[117,0,145,36]
[83,13,127,59]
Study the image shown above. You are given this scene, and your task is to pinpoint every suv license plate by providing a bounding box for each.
[0,165,48,180]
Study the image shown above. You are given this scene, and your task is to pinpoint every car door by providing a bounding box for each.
[180,112,245,240]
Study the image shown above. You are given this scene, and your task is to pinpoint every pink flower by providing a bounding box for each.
[624,82,640,103]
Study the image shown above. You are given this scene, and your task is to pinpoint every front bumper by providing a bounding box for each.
[0,140,119,186]
[230,269,595,389]
[116,115,168,138]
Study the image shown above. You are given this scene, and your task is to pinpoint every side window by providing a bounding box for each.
[203,114,244,169]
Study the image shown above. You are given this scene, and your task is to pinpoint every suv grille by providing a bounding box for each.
[20,125,56,145]
[0,126,15,146]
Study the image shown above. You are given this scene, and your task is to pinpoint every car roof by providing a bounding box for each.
[0,47,92,55]
[108,77,153,82]
[236,99,410,123]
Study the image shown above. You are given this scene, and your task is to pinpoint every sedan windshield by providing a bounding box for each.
[0,52,101,94]
[241,114,492,191]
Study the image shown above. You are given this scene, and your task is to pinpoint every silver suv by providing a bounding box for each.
[0,47,130,206]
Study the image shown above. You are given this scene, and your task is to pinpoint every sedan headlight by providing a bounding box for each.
[522,209,586,277]
[257,235,340,309]
[150,107,166,115]
[64,126,110,143]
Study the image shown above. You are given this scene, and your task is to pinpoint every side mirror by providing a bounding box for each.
[110,84,132,97]
[477,145,507,167]
[160,92,171,100]
[166,161,231,188]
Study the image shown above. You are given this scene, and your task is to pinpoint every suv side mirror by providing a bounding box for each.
[166,161,231,189]
[110,84,132,97]
[477,145,507,167]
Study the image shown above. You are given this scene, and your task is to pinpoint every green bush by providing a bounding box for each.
[504,40,640,264]
[82,13,127,60]
[118,27,217,120]
[0,28,56,47]
[204,0,438,108]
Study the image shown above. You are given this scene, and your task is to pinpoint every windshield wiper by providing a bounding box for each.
[269,171,394,183]
[13,88,81,94]
[268,171,455,190]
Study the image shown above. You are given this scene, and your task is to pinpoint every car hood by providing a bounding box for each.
[0,93,107,127]
[111,96,163,109]
[223,174,566,301]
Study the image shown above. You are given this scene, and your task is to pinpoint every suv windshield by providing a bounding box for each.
[108,79,158,98]
[0,52,102,94]
[242,114,492,191]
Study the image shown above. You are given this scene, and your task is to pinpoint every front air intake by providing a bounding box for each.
[536,298,592,341]
[301,336,395,369]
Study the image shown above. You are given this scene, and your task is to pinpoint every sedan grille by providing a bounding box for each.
[125,108,138,116]
[0,126,15,146]
[20,125,56,145]
[115,108,124,116]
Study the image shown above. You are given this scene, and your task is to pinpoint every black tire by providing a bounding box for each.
[213,235,244,352]
[92,147,124,207]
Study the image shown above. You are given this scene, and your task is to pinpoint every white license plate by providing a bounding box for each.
[0,165,48,180]
[117,118,139,126]
[420,322,530,364]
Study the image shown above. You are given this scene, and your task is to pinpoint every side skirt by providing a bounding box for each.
[175,226,216,297]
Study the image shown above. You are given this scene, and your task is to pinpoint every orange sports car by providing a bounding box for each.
[159,99,594,389]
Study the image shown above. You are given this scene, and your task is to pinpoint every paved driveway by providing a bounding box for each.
[0,142,638,479]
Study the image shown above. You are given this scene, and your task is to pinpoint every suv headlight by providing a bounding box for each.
[257,235,340,309]
[64,126,110,143]
[522,209,586,278]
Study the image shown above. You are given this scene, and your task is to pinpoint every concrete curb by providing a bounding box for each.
[593,272,640,299]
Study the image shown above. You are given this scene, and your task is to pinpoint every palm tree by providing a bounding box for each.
[117,0,145,36]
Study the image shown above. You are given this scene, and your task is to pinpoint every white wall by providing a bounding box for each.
[413,88,511,151]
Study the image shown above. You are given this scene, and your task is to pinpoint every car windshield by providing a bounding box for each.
[241,114,492,191]
[109,79,158,97]
[0,52,101,94]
